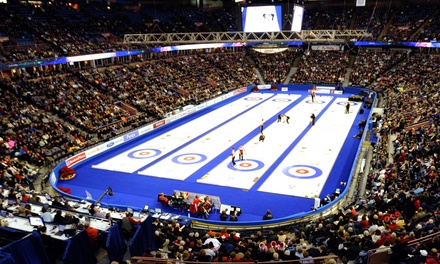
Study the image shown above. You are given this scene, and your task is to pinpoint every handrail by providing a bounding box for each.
[403,120,431,132]
[407,230,440,247]
[132,254,339,264]
[364,230,440,264]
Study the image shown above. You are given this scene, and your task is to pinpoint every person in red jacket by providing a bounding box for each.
[239,145,245,161]
[426,248,440,264]
[359,215,370,230]
[158,193,169,205]
[84,221,99,250]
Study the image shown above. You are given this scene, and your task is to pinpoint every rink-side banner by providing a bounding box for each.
[311,45,342,51]
[63,87,248,169]
[309,86,344,94]
[258,85,271,90]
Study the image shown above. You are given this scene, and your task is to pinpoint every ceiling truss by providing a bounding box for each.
[123,30,371,45]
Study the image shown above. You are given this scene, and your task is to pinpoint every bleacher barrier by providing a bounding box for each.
[132,254,339,264]
[365,230,440,264]
[407,229,440,248]
[404,120,431,132]
[366,249,389,264]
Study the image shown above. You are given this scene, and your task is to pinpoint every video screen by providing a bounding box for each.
[291,5,304,32]
[242,5,282,32]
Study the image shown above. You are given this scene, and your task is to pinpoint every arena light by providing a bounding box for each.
[66,52,117,63]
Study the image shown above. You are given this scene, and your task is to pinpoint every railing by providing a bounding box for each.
[403,120,431,132]
[366,250,389,264]
[407,229,440,248]
[189,196,346,231]
[365,230,440,264]
[132,254,339,264]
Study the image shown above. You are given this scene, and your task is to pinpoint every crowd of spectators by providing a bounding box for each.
[0,3,130,62]
[195,52,256,92]
[290,50,348,85]
[143,49,439,264]
[296,10,317,31]
[1,2,439,64]
[147,223,336,263]
[0,3,239,62]
[0,48,257,195]
[355,52,439,263]
[2,50,438,264]
[1,49,255,141]
[314,7,352,31]
[0,2,440,264]
[413,13,440,42]
[0,84,91,186]
[381,5,436,42]
[353,8,388,41]
[348,48,407,88]
[248,49,299,84]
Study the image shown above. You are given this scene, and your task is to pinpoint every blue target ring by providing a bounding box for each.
[172,153,207,164]
[283,165,323,179]
[127,149,161,159]
[272,98,292,102]
[244,97,263,101]
[305,100,325,104]
[227,159,264,171]
[337,102,358,106]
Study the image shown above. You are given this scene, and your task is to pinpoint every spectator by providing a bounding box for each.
[40,207,54,223]
[84,221,99,250]
[263,210,273,220]
[219,209,228,221]
[53,209,64,225]
[121,212,141,239]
